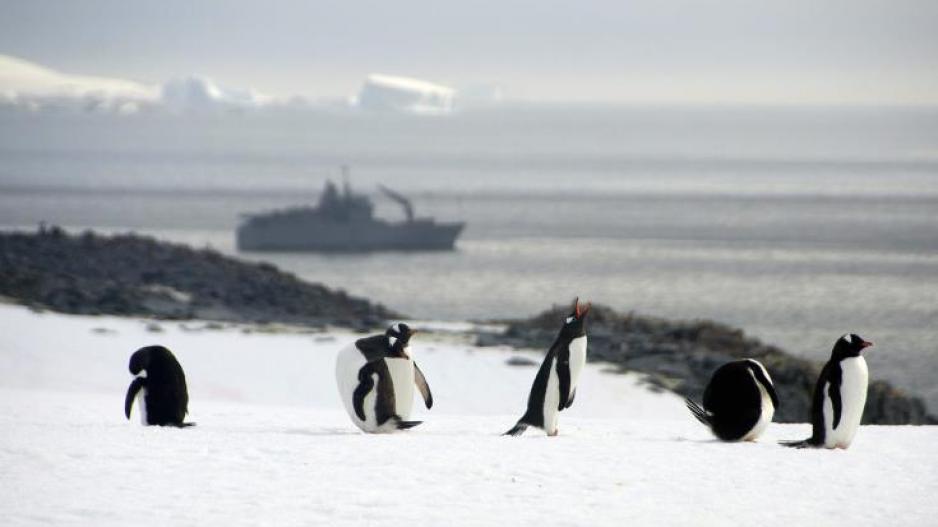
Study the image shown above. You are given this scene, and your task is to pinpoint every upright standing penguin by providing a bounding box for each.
[781,333,873,449]
[124,345,193,427]
[685,359,779,441]
[504,298,590,437]
[335,323,433,433]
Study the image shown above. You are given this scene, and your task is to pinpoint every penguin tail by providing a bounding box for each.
[392,417,423,430]
[684,398,712,426]
[503,420,529,437]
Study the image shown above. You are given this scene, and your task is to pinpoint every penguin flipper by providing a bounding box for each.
[353,365,376,422]
[557,355,572,411]
[828,368,844,429]
[685,398,712,426]
[124,377,146,419]
[414,362,433,409]
[748,363,780,409]
[372,361,399,427]
[564,388,576,409]
[503,421,529,436]
[766,381,781,410]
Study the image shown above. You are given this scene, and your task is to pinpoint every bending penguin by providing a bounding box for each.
[124,345,194,427]
[504,298,589,437]
[782,333,873,449]
[335,323,433,433]
[685,359,779,441]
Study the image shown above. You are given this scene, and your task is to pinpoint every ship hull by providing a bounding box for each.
[237,219,464,252]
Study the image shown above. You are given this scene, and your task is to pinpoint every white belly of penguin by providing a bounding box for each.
[136,390,148,425]
[822,357,869,449]
[385,358,416,418]
[542,336,587,434]
[568,336,587,386]
[335,345,416,433]
[336,345,367,427]
[741,373,774,441]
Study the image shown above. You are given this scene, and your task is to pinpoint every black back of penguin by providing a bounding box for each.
[707,360,777,440]
[125,345,191,426]
[687,359,778,441]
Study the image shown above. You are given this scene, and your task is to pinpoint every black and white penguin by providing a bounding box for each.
[124,345,193,427]
[504,298,590,437]
[782,333,873,449]
[685,359,779,441]
[335,323,433,433]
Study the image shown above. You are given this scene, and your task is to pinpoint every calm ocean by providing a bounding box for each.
[2,104,937,409]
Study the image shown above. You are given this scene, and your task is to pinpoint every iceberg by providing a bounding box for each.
[355,73,455,115]
[160,76,273,113]
[0,54,157,113]
[0,54,275,115]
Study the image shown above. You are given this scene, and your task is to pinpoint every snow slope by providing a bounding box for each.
[0,304,680,419]
[1,304,936,526]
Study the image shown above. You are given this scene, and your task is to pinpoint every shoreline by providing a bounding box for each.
[1,226,933,424]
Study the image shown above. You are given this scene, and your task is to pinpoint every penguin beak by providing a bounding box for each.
[860,340,874,349]
[406,328,418,338]
[575,300,591,319]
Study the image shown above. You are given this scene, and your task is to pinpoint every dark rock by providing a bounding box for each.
[505,356,539,367]
[0,227,399,330]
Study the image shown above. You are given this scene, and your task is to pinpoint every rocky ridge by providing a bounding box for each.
[0,227,396,330]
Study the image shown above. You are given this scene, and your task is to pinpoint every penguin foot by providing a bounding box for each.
[779,439,816,448]
[503,422,529,436]
[392,418,422,430]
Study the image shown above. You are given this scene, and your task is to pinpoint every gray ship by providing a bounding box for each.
[236,177,464,252]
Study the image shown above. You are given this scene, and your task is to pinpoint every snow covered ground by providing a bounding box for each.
[1,303,936,526]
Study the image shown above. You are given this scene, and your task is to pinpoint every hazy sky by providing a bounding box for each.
[2,0,937,104]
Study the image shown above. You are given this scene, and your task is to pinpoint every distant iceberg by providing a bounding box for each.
[0,56,469,117]
[354,74,456,115]
[161,76,273,113]
[0,54,158,114]
[0,54,276,115]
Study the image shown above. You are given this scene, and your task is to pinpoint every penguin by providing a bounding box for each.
[781,333,873,449]
[335,323,433,433]
[124,345,193,427]
[685,359,779,441]
[504,298,590,437]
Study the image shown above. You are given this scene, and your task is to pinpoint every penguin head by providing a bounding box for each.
[561,297,590,337]
[386,322,416,351]
[832,333,874,360]
[128,345,173,378]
